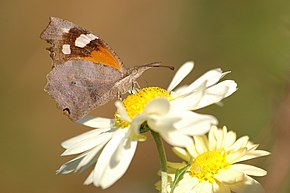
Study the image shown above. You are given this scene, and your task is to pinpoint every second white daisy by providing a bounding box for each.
[163,126,270,193]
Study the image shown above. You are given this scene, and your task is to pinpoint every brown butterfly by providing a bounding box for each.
[41,17,173,121]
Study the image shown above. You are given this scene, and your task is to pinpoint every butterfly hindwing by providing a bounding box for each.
[45,60,123,120]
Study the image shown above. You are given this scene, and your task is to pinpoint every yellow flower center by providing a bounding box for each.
[114,87,171,128]
[190,151,229,183]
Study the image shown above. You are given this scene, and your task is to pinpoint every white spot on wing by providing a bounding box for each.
[75,33,98,48]
[87,33,99,40]
[62,44,71,54]
[62,28,70,33]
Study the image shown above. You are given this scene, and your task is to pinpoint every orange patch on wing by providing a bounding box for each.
[81,46,121,70]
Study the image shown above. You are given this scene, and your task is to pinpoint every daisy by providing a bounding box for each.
[134,61,238,148]
[57,61,237,188]
[57,91,213,189]
[163,126,270,193]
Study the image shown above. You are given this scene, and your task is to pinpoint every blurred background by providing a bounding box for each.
[1,0,290,192]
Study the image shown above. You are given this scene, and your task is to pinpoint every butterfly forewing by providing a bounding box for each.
[40,17,124,72]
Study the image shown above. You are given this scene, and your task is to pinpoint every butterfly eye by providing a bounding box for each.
[70,81,76,86]
[132,69,138,75]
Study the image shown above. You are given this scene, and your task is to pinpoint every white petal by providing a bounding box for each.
[93,130,137,189]
[129,114,148,136]
[56,155,84,174]
[215,168,245,184]
[214,127,225,150]
[247,143,258,151]
[223,130,237,151]
[173,175,199,193]
[84,170,94,185]
[61,128,111,149]
[93,130,126,186]
[208,126,218,151]
[147,115,180,133]
[226,148,247,163]
[144,97,170,115]
[160,129,194,147]
[170,85,189,98]
[213,80,237,98]
[145,110,208,147]
[229,136,249,151]
[76,139,110,170]
[110,131,132,164]
[167,161,187,170]
[76,116,113,128]
[183,68,227,94]
[172,147,191,162]
[170,81,207,110]
[236,150,270,162]
[231,164,267,176]
[212,181,231,193]
[193,136,209,154]
[186,145,200,159]
[191,80,237,110]
[115,101,130,122]
[61,132,112,156]
[195,181,213,193]
[174,111,218,136]
[229,175,264,193]
[167,61,194,92]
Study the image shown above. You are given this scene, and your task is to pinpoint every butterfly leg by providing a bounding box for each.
[129,81,140,94]
[117,91,122,101]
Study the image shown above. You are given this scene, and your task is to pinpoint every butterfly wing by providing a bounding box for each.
[45,60,122,121]
[40,17,124,72]
[41,17,167,120]
[41,17,126,120]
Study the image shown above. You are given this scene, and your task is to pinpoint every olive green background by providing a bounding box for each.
[1,0,289,193]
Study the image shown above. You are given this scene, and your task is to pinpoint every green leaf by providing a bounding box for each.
[170,164,190,193]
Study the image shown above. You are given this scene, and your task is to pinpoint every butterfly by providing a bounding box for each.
[41,17,173,121]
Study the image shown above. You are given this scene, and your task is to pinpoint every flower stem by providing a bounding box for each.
[150,129,168,193]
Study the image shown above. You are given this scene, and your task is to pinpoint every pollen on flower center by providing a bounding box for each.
[190,151,229,183]
[114,87,171,128]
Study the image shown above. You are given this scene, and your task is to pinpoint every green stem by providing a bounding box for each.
[150,130,168,193]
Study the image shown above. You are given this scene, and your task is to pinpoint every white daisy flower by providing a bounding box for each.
[57,61,237,188]
[57,89,207,189]
[115,86,218,149]
[162,126,270,193]
[143,61,237,148]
